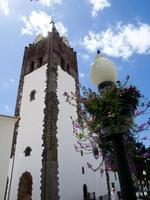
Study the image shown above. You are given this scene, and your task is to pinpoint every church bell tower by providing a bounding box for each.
[9,24,79,200]
[7,22,120,200]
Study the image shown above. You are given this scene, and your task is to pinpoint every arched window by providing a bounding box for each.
[30,61,35,72]
[67,63,70,74]
[39,57,43,67]
[17,171,33,200]
[61,57,65,70]
[111,182,115,189]
[92,147,99,159]
[24,146,32,157]
[30,90,36,101]
[82,167,85,174]
[83,184,88,199]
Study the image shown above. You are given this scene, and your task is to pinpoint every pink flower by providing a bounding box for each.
[142,152,150,158]
[74,144,78,151]
[141,136,148,140]
[134,110,144,116]
[138,123,147,131]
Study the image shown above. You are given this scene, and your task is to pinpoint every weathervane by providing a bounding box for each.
[50,17,55,26]
[50,17,57,32]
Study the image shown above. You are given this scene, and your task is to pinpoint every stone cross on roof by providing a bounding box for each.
[50,17,57,32]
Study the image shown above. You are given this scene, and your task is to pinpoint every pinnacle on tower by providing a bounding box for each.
[50,17,57,33]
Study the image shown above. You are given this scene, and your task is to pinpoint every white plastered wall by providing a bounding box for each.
[0,116,17,200]
[57,65,120,200]
[8,64,47,200]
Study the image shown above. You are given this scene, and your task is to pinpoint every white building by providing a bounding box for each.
[0,115,18,200]
[6,25,120,200]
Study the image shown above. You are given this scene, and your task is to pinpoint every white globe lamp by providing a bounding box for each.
[91,50,118,90]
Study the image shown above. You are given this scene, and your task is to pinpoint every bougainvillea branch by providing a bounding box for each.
[64,76,150,175]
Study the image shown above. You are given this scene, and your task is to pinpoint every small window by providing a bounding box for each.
[82,167,85,174]
[93,147,99,159]
[111,182,115,189]
[39,57,43,67]
[61,57,65,70]
[30,61,35,72]
[24,146,32,157]
[83,184,88,199]
[30,90,36,101]
[81,150,83,156]
[67,64,70,74]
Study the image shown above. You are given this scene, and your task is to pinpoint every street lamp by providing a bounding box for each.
[91,50,118,91]
[91,50,137,200]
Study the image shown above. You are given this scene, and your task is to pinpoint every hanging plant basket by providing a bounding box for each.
[64,76,141,142]
[81,78,141,140]
[101,99,135,135]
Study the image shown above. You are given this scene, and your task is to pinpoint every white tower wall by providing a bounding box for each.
[9,64,47,200]
[57,66,120,199]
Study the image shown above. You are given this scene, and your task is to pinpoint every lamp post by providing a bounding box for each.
[91,50,137,200]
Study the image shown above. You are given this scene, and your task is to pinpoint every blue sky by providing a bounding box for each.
[0,0,150,145]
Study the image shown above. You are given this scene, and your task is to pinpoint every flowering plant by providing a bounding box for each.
[64,76,150,174]
[64,76,150,199]
[82,76,141,134]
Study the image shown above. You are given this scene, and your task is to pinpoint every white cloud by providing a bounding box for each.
[89,0,111,17]
[0,0,10,15]
[79,73,85,78]
[10,78,15,83]
[55,22,68,36]
[5,105,10,112]
[82,22,150,59]
[2,78,15,88]
[3,82,8,87]
[39,0,62,7]
[82,31,100,52]
[78,53,90,62]
[21,10,67,37]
